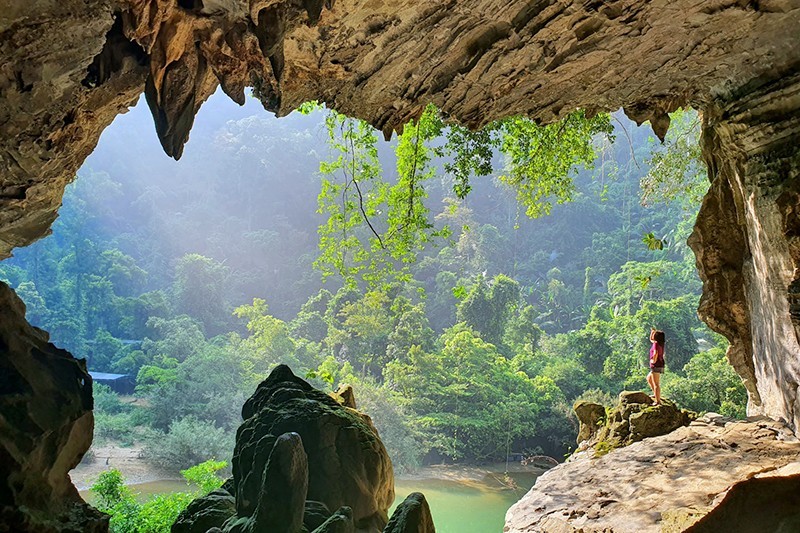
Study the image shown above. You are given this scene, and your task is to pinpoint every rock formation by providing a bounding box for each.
[574,391,696,455]
[2,2,800,530]
[0,281,107,532]
[505,413,800,532]
[690,75,800,429]
[173,364,435,533]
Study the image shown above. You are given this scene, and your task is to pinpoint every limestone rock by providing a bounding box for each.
[0,281,107,532]
[2,0,799,261]
[313,507,355,533]
[628,403,693,442]
[303,501,332,532]
[172,489,236,533]
[505,415,800,533]
[253,432,308,532]
[576,391,695,455]
[177,364,394,533]
[384,492,435,533]
[685,470,800,532]
[573,401,606,444]
[332,384,356,409]
[235,365,393,531]
[619,391,651,406]
[690,75,800,429]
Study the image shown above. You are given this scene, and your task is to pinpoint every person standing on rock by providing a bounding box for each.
[646,328,666,405]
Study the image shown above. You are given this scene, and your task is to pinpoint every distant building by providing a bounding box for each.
[89,372,136,395]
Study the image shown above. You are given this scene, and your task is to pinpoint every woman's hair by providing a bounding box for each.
[654,330,666,345]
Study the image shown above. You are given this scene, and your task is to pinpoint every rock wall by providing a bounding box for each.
[690,73,800,428]
[0,281,107,532]
[574,391,696,454]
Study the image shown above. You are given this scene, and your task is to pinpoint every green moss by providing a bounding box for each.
[593,438,622,457]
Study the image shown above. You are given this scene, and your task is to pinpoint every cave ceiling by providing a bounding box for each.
[1,0,798,258]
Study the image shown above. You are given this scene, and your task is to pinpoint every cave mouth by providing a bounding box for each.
[2,1,800,531]
[3,85,727,530]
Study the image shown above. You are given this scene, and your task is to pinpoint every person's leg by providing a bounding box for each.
[647,371,654,396]
[653,371,662,405]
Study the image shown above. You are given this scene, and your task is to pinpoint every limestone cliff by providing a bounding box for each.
[690,73,800,429]
[0,281,107,532]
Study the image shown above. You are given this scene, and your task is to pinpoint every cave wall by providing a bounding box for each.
[691,72,800,428]
[0,281,107,531]
[3,0,800,256]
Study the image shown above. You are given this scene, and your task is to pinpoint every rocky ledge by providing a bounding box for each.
[173,364,435,533]
[505,409,800,533]
[574,391,697,455]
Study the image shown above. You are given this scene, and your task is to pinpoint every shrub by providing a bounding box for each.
[143,416,233,471]
[90,460,226,533]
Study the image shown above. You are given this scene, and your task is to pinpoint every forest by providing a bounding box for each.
[1,94,746,483]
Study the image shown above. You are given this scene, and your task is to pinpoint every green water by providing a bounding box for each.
[82,470,538,532]
[393,477,532,533]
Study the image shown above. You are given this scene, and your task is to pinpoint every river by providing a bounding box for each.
[81,466,542,532]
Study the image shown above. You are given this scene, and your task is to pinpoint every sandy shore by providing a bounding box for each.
[71,443,550,493]
[70,444,179,491]
[397,462,550,492]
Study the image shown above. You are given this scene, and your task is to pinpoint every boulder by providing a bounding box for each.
[312,507,355,533]
[332,384,356,409]
[573,401,606,444]
[577,392,696,455]
[619,391,652,406]
[303,501,332,532]
[629,403,694,441]
[177,364,394,533]
[172,489,236,533]
[251,432,308,532]
[0,281,108,532]
[236,365,393,530]
[384,493,435,533]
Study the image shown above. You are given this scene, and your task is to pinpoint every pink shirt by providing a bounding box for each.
[650,342,665,368]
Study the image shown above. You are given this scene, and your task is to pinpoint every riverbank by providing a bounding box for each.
[70,443,178,491]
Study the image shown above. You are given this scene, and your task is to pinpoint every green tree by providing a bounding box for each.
[173,254,230,335]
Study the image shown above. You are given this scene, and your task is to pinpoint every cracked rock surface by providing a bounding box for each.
[505,413,800,533]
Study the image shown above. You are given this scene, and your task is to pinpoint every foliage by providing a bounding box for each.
[90,460,226,533]
[312,104,612,287]
[495,111,614,218]
[3,96,747,474]
[143,416,233,471]
[667,347,747,418]
[640,109,707,208]
[180,459,227,493]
